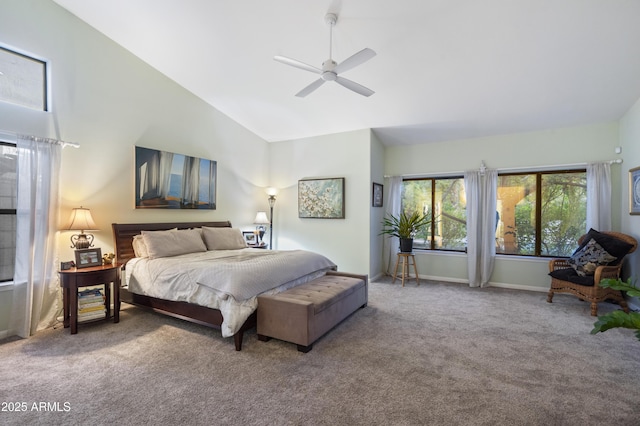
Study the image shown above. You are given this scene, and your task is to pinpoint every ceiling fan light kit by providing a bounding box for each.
[274,13,376,97]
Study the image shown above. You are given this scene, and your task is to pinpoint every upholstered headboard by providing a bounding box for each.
[111,221,232,265]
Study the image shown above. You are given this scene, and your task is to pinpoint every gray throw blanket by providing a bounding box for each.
[184,249,336,300]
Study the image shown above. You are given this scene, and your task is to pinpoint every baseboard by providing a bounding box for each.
[370,272,384,282]
[488,282,549,293]
[420,274,468,285]
[417,274,549,293]
[380,273,629,296]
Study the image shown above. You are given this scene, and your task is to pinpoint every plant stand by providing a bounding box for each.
[392,253,419,287]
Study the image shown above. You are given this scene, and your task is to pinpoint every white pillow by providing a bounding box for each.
[202,227,247,250]
[141,228,207,259]
[132,234,149,258]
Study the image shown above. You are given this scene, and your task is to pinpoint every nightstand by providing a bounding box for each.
[58,263,121,334]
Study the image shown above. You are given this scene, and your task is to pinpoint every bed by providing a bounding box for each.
[112,221,336,350]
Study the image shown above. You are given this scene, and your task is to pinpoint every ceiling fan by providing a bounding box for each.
[274,13,376,97]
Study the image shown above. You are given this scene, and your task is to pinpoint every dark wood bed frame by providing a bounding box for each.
[112,221,257,351]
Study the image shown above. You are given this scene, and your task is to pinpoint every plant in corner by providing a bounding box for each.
[590,277,640,341]
[380,211,431,252]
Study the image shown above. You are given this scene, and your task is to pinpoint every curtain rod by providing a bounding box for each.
[492,159,622,174]
[0,130,80,148]
[385,159,623,179]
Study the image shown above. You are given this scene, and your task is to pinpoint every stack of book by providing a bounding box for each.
[77,288,106,322]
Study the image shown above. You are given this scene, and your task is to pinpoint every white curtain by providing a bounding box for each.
[10,135,62,338]
[382,176,403,274]
[586,162,611,232]
[464,169,497,288]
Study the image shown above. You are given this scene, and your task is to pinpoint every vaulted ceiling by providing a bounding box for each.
[52,0,640,146]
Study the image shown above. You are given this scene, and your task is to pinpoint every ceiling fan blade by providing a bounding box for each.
[295,79,326,97]
[335,76,374,97]
[274,55,322,74]
[333,48,376,74]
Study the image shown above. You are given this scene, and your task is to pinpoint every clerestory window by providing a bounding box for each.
[0,46,48,111]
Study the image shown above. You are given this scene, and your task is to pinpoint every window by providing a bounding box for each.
[496,171,586,257]
[0,46,47,111]
[402,178,467,251]
[401,169,586,257]
[0,141,17,282]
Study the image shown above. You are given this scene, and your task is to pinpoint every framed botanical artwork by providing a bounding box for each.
[630,166,640,215]
[74,248,102,269]
[298,177,345,219]
[372,182,383,207]
[135,146,217,209]
[242,231,258,245]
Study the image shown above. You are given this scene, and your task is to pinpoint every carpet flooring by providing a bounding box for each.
[1,277,639,425]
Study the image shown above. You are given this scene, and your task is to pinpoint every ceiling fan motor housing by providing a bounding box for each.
[321,59,337,81]
[324,13,337,26]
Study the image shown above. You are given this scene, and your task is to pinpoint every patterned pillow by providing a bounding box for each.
[574,229,634,265]
[568,239,616,277]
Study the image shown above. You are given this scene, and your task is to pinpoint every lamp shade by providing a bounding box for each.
[63,207,98,231]
[254,211,270,225]
[266,187,278,196]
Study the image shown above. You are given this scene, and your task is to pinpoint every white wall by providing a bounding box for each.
[619,97,640,308]
[268,130,371,275]
[1,0,636,335]
[0,0,269,332]
[384,122,622,291]
[369,131,386,280]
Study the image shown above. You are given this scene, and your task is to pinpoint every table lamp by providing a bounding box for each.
[254,211,270,245]
[63,206,98,249]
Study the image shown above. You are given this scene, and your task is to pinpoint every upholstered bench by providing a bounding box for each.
[257,271,368,352]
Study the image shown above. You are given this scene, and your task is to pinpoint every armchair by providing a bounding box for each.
[547,230,637,316]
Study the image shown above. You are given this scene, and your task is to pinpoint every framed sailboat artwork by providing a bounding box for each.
[134,146,217,209]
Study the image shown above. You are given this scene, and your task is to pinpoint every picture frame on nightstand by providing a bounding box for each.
[74,248,102,269]
[243,231,258,245]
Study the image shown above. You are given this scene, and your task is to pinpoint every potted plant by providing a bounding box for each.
[380,211,432,252]
[591,277,640,341]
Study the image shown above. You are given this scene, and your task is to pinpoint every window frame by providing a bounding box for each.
[0,45,49,111]
[496,169,587,258]
[402,168,587,257]
[402,175,467,253]
[0,140,17,283]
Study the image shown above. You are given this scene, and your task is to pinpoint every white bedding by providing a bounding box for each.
[124,248,336,337]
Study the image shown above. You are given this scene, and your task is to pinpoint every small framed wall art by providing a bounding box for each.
[629,166,640,215]
[372,182,383,207]
[298,177,345,219]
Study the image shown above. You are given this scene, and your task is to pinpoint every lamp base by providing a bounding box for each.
[71,233,94,249]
